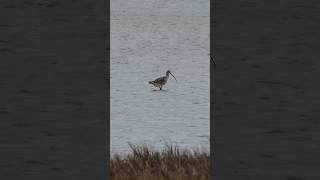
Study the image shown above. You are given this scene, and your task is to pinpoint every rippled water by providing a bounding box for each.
[110,0,210,154]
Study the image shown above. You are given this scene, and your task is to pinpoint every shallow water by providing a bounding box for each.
[110,0,210,154]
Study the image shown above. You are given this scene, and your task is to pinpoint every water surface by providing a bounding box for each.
[111,0,210,154]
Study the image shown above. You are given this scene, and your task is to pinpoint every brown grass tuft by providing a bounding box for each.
[111,144,209,180]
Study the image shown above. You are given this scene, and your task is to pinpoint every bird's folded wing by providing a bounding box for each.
[152,76,165,83]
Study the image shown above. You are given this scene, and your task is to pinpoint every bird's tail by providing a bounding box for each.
[149,81,155,85]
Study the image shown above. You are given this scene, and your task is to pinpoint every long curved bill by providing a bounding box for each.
[169,72,177,82]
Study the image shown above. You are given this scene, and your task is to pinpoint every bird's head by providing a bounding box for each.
[166,70,177,82]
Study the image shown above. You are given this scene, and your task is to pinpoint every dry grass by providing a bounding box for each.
[111,144,210,180]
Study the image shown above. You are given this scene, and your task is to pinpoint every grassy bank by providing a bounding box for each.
[111,144,210,180]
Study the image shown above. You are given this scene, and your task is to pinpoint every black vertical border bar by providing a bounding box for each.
[210,0,215,178]
[106,0,110,178]
[0,1,108,179]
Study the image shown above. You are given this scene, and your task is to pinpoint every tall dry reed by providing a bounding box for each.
[111,144,209,180]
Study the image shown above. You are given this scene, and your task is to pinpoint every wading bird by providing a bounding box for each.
[149,70,177,90]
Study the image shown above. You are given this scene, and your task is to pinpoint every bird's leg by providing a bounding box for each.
[159,86,162,90]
